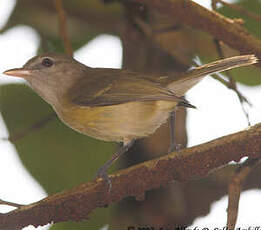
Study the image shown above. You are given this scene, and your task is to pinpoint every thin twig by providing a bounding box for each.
[0,199,24,209]
[2,114,57,143]
[215,0,261,22]
[211,0,218,11]
[211,73,252,106]
[211,0,251,125]
[54,0,73,56]
[227,158,261,230]
[213,38,251,126]
[190,58,252,125]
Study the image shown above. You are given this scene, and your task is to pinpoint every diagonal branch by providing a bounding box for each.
[130,0,261,67]
[1,123,261,230]
[3,113,57,143]
[0,200,23,209]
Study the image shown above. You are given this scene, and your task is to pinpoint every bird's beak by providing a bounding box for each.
[3,68,32,78]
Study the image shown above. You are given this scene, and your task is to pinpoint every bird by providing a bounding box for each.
[3,53,257,186]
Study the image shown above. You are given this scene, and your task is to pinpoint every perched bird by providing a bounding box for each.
[3,53,257,185]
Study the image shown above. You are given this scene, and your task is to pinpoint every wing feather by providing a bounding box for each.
[67,69,193,107]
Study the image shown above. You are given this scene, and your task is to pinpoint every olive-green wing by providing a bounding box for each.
[67,69,194,107]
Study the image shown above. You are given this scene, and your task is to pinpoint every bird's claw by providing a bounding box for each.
[95,170,112,192]
[168,143,181,154]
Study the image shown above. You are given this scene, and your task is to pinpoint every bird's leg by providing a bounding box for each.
[95,139,135,189]
[168,110,181,153]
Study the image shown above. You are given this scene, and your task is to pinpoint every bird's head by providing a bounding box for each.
[3,53,87,105]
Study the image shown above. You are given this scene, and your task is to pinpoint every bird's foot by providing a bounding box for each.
[168,143,182,154]
[95,168,112,192]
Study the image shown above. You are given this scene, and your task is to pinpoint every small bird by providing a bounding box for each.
[3,53,257,185]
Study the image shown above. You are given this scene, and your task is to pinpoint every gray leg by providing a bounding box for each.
[95,139,135,189]
[168,111,181,153]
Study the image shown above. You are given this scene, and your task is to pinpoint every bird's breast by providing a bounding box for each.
[55,100,177,143]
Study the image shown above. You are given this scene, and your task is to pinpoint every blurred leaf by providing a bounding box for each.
[0,84,117,229]
[218,0,261,38]
[216,0,261,85]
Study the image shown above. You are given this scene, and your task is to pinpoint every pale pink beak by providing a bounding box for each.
[3,68,32,78]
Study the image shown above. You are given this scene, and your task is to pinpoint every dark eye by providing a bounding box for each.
[42,58,53,67]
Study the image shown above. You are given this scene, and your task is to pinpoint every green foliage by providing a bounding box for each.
[217,0,261,85]
[218,0,261,38]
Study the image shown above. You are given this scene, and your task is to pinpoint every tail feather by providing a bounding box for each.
[168,55,258,96]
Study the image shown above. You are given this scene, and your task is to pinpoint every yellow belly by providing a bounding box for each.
[56,100,177,143]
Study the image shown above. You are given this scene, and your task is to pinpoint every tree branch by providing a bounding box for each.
[54,0,73,56]
[130,0,261,67]
[1,123,261,230]
[227,157,261,230]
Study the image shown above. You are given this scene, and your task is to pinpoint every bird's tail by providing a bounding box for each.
[168,54,258,96]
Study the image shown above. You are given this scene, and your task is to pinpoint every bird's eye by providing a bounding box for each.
[42,58,53,67]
